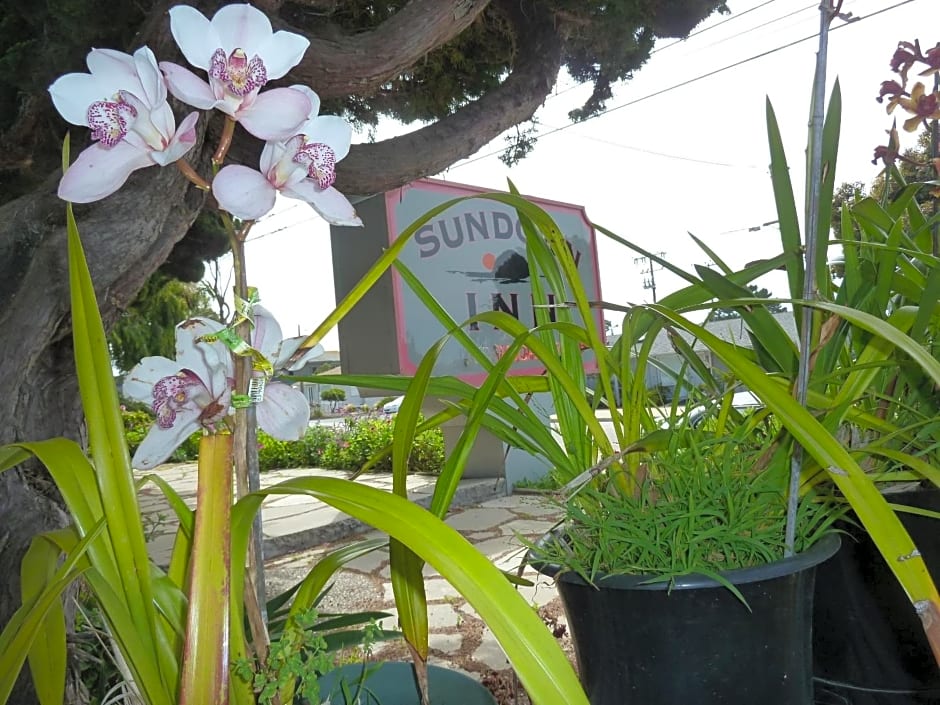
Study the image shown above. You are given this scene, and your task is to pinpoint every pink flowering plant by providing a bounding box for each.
[0,4,589,705]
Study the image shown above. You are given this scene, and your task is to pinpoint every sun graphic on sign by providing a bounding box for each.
[446,249,529,283]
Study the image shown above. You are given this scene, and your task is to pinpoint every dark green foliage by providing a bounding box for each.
[286,0,727,128]
[120,408,446,473]
[0,0,153,199]
[160,210,232,283]
[107,274,216,374]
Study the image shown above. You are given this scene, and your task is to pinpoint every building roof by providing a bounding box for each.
[611,310,798,357]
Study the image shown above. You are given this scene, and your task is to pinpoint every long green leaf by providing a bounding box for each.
[66,203,170,697]
[766,98,804,310]
[0,522,104,704]
[21,532,69,705]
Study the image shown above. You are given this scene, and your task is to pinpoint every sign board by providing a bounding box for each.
[331,178,603,385]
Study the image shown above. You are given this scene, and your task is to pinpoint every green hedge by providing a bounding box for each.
[122,407,445,474]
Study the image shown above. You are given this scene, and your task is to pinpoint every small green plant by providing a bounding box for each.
[321,388,347,412]
[535,428,842,586]
[235,605,387,705]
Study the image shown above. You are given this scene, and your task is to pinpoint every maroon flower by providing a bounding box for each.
[897,83,940,132]
[919,43,940,77]
[877,79,909,116]
[890,41,920,83]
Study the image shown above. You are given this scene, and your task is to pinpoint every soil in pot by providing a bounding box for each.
[533,533,840,705]
[316,662,497,705]
[813,486,940,705]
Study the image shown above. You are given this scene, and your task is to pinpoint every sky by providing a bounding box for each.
[220,0,937,349]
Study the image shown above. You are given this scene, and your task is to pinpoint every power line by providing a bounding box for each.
[533,124,765,169]
[693,2,821,52]
[536,0,792,100]
[451,0,920,171]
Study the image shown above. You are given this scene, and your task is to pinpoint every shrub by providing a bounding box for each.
[121,407,446,474]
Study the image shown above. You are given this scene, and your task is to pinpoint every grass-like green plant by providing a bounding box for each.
[534,426,841,585]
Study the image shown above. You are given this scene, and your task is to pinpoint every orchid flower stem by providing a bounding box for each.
[931,75,938,258]
[228,222,270,658]
[213,117,237,167]
[176,160,210,191]
[180,434,233,705]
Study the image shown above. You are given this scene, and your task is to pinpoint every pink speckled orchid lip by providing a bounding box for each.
[211,84,360,225]
[122,318,234,470]
[48,46,199,202]
[160,3,312,141]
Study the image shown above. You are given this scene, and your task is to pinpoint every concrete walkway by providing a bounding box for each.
[136,464,568,683]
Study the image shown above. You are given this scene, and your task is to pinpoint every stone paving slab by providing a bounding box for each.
[136,463,506,564]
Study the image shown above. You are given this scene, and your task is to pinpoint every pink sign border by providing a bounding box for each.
[384,177,605,385]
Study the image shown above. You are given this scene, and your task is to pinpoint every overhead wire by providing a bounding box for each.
[450,0,920,171]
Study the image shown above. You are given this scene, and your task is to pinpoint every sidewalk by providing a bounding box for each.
[136,464,568,683]
[137,464,506,564]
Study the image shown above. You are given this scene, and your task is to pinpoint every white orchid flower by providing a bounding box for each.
[212,85,361,224]
[249,305,323,440]
[160,4,311,140]
[124,318,233,470]
[48,46,199,203]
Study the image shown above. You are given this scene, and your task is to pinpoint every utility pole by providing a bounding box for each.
[633,253,666,303]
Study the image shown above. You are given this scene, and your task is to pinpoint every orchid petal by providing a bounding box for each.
[256,382,310,441]
[175,318,230,395]
[903,115,923,132]
[290,84,320,121]
[212,165,277,221]
[283,182,362,227]
[275,337,325,372]
[85,49,142,97]
[236,87,310,141]
[49,73,109,126]
[155,111,200,166]
[58,141,153,203]
[259,140,281,175]
[122,356,182,405]
[257,31,310,80]
[305,115,352,161]
[212,3,272,55]
[132,46,166,106]
[252,305,284,362]
[148,102,177,147]
[160,62,219,110]
[132,409,203,470]
[169,5,219,70]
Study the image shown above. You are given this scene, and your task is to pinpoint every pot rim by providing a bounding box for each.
[529,531,841,591]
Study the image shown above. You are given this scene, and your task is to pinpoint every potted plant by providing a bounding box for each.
[305,66,940,705]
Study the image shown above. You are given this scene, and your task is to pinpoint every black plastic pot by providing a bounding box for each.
[531,533,840,705]
[813,486,940,704]
[315,662,497,705]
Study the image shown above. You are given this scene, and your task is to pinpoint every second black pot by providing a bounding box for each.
[813,486,940,704]
[532,533,840,705]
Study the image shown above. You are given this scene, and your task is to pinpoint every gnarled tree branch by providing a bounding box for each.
[282,0,493,99]
[334,0,563,195]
